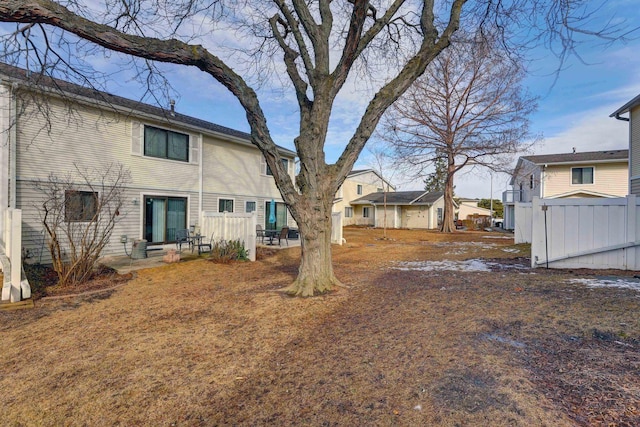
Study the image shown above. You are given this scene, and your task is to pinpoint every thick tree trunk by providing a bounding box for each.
[440,161,457,232]
[285,195,341,297]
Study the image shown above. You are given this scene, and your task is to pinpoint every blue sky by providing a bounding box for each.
[4,2,639,202]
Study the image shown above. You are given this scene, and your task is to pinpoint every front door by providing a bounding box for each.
[144,196,187,244]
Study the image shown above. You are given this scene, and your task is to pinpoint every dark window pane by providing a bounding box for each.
[65,190,98,222]
[144,125,189,162]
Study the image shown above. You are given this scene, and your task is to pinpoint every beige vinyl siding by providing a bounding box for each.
[402,205,429,228]
[334,171,392,225]
[458,202,492,220]
[542,162,628,198]
[631,106,640,178]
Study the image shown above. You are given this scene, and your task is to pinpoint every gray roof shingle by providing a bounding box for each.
[521,149,628,165]
[0,62,296,155]
[353,191,443,205]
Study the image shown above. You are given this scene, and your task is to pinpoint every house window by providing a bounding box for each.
[530,174,534,189]
[144,125,189,162]
[363,207,370,218]
[219,199,234,212]
[345,207,353,218]
[572,167,594,184]
[65,190,98,222]
[377,187,383,192]
[437,207,443,225]
[144,196,187,244]
[266,158,289,176]
[245,201,256,213]
[357,184,363,195]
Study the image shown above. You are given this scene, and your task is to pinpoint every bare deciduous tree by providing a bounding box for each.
[381,35,537,232]
[0,1,632,295]
[36,163,130,287]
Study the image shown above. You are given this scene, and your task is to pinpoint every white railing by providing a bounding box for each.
[503,190,524,203]
[531,195,640,270]
[200,211,257,261]
[1,208,31,302]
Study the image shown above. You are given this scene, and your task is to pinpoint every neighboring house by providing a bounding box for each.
[333,169,395,226]
[0,63,296,263]
[457,198,493,220]
[502,149,629,230]
[351,191,445,229]
[611,94,640,194]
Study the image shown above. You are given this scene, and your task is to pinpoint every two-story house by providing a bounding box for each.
[333,169,395,226]
[0,63,296,263]
[502,149,629,230]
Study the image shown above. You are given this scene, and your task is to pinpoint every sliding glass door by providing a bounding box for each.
[264,201,288,230]
[144,196,187,244]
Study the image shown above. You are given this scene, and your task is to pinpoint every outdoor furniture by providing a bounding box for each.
[256,224,266,243]
[264,229,278,245]
[175,229,191,252]
[193,233,213,254]
[277,227,289,246]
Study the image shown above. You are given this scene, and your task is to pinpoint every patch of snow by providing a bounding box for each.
[501,248,520,253]
[567,277,640,292]
[482,235,513,239]
[392,259,491,272]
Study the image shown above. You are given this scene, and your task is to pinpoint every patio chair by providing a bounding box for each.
[194,233,214,254]
[256,224,265,244]
[175,229,191,252]
[277,227,289,246]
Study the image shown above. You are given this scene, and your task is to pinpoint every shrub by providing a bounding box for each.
[209,239,249,263]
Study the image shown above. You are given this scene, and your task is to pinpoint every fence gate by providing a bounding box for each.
[530,195,640,270]
[200,212,257,261]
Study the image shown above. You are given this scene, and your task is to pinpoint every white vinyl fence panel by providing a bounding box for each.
[514,202,532,244]
[530,195,640,270]
[332,212,343,245]
[1,208,31,302]
[200,211,257,261]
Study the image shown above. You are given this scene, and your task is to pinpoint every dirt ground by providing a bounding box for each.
[1,227,639,426]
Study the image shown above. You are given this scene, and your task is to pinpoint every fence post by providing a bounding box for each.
[530,197,542,268]
[625,195,637,269]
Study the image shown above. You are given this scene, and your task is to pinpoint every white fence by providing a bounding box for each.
[1,208,31,302]
[332,212,343,245]
[531,195,640,270]
[200,212,257,261]
[514,202,532,244]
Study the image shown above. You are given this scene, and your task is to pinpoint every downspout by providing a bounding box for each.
[9,82,17,209]
[613,112,631,194]
[198,133,203,225]
[540,165,546,199]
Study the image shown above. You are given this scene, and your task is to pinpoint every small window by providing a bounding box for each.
[345,207,353,218]
[363,207,370,218]
[65,190,98,222]
[245,201,256,213]
[572,167,594,185]
[219,199,234,212]
[377,187,383,192]
[437,207,443,225]
[144,125,189,162]
[530,174,534,189]
[357,184,363,195]
[266,159,289,176]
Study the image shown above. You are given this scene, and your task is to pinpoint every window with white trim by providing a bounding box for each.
[65,190,98,222]
[266,158,289,176]
[245,201,256,213]
[144,125,189,162]
[571,167,594,184]
[219,199,234,212]
[345,207,353,218]
[363,207,370,218]
[357,184,363,195]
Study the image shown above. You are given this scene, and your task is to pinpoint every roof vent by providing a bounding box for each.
[572,147,576,154]
[169,99,176,116]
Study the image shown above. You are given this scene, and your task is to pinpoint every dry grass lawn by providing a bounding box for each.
[1,227,639,426]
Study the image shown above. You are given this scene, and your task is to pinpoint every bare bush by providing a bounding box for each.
[36,163,130,287]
